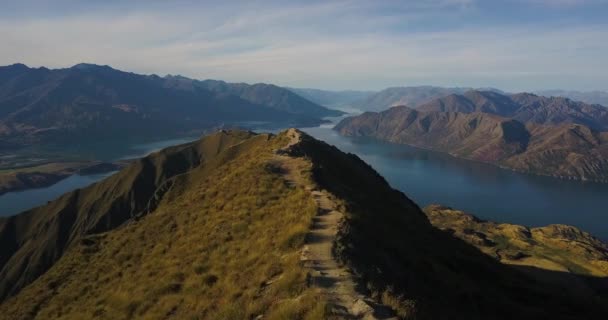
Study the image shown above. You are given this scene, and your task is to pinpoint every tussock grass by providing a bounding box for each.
[0,132,327,320]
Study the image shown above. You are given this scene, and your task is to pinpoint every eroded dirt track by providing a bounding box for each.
[273,129,397,319]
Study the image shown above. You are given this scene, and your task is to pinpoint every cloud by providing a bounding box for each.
[0,0,606,91]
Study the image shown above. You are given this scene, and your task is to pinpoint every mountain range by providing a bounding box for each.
[350,86,506,111]
[335,90,608,182]
[536,90,608,107]
[349,86,608,112]
[0,129,606,319]
[287,87,375,108]
[418,91,608,130]
[0,63,340,149]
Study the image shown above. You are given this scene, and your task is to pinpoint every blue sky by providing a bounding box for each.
[1,0,607,91]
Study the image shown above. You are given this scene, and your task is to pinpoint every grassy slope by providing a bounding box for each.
[290,134,608,319]
[0,131,270,300]
[1,129,607,320]
[425,205,608,277]
[0,131,327,320]
[0,161,125,195]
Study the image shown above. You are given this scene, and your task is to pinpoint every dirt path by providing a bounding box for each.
[273,129,397,319]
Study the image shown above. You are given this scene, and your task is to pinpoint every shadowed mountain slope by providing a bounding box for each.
[0,130,606,319]
[425,205,608,278]
[166,78,343,118]
[336,103,608,182]
[287,87,375,108]
[418,90,608,130]
[352,86,471,111]
[536,90,608,107]
[0,63,339,148]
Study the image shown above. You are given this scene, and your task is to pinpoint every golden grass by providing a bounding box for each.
[424,205,608,277]
[0,132,327,320]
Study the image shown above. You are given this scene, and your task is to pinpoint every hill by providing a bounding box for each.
[418,90,608,130]
[536,90,608,107]
[425,205,608,277]
[0,129,607,319]
[0,161,125,196]
[0,63,339,149]
[351,86,473,111]
[165,78,343,118]
[336,95,608,182]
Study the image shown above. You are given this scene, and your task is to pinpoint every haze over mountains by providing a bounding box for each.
[342,86,608,112]
[1,129,607,319]
[2,0,608,318]
[536,90,608,107]
[417,91,608,130]
[287,87,374,109]
[0,63,340,149]
[336,90,608,182]
[351,86,471,111]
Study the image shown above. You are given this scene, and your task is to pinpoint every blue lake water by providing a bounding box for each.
[0,137,198,217]
[0,173,114,215]
[1,118,607,240]
[300,123,608,240]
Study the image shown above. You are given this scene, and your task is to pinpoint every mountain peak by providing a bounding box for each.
[0,63,30,71]
[70,63,115,71]
[8,63,28,69]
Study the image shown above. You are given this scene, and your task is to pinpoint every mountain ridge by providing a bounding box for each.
[418,90,608,130]
[0,63,340,149]
[351,86,507,111]
[0,129,607,319]
[335,105,608,182]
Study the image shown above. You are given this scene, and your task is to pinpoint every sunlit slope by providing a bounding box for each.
[425,205,608,277]
[0,129,606,319]
[0,130,327,319]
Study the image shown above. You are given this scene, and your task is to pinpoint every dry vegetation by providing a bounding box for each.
[2,129,608,320]
[290,133,608,319]
[0,161,124,195]
[425,204,608,277]
[0,131,327,320]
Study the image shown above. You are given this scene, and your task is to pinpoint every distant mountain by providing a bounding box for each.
[418,90,608,130]
[1,129,607,319]
[536,90,608,107]
[163,77,343,118]
[335,105,608,182]
[351,86,474,111]
[0,63,340,148]
[287,87,375,108]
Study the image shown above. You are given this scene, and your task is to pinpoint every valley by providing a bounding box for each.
[336,91,608,183]
[2,2,608,318]
[1,129,607,319]
[2,116,608,242]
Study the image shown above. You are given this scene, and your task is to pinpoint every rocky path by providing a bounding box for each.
[274,129,397,319]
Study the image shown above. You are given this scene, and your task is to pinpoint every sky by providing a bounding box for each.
[1,0,607,92]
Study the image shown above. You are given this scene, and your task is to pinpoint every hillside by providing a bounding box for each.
[166,78,343,118]
[0,129,607,319]
[0,63,339,149]
[335,104,608,182]
[536,90,608,107]
[418,90,608,130]
[425,205,608,278]
[0,161,124,196]
[352,86,472,111]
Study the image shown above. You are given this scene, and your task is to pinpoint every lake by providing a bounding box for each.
[300,122,608,240]
[1,118,607,240]
[0,137,198,216]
